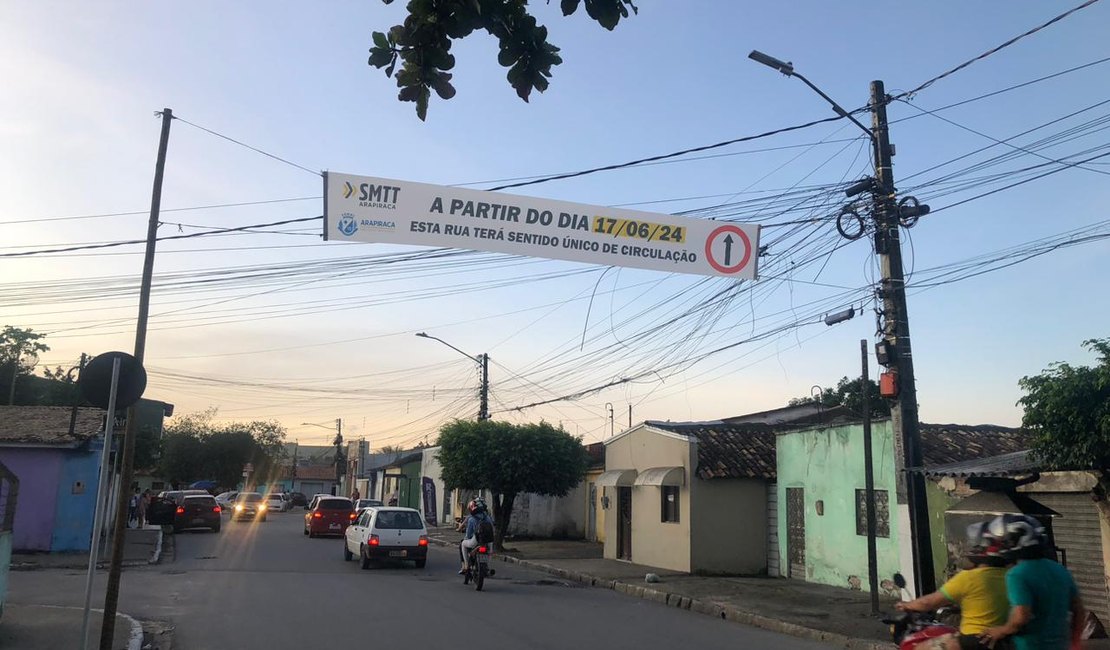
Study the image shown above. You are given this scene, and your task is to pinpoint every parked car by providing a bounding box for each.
[215,491,239,512]
[353,499,383,512]
[287,492,308,507]
[231,492,267,522]
[174,495,222,533]
[344,507,428,569]
[304,497,355,538]
[304,493,335,511]
[159,489,210,506]
[265,493,289,512]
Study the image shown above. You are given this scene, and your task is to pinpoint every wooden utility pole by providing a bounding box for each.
[99,108,172,650]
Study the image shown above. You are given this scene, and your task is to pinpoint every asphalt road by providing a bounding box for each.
[9,509,834,649]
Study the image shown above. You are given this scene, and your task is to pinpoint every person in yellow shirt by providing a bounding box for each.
[897,522,1012,650]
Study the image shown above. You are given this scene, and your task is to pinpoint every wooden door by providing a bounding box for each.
[786,487,805,579]
[617,487,632,560]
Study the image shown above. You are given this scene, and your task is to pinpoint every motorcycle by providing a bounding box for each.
[462,543,495,591]
[882,573,959,650]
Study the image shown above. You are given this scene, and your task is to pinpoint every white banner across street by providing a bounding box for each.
[323,172,761,279]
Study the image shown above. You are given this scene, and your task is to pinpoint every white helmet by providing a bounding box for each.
[988,514,1047,558]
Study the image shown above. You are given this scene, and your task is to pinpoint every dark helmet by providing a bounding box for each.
[988,514,1047,559]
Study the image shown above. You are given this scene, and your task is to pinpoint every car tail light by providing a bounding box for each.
[312,512,323,519]
[477,546,488,554]
[349,512,357,520]
[213,506,221,513]
[369,534,380,546]
[175,506,185,515]
[418,536,428,547]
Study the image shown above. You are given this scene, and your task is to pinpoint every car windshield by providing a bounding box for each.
[238,493,263,503]
[266,495,283,500]
[373,510,424,530]
[185,496,218,506]
[356,500,382,508]
[318,499,352,510]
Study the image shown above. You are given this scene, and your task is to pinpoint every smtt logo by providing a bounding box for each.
[338,213,358,236]
[344,181,401,209]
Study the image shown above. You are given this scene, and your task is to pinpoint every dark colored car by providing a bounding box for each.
[174,495,221,533]
[231,492,268,522]
[304,497,355,537]
[288,492,308,507]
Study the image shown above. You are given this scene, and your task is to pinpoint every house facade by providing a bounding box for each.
[600,420,776,574]
[776,420,1028,593]
[0,406,106,552]
[923,452,1110,626]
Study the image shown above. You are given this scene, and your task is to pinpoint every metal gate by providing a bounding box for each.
[786,487,805,579]
[1029,491,1109,624]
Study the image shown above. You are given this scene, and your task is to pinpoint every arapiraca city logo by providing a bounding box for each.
[338,213,358,236]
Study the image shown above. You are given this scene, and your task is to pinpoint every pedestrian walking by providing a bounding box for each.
[137,490,150,528]
[127,488,140,528]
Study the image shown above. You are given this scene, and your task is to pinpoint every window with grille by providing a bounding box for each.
[855,489,890,538]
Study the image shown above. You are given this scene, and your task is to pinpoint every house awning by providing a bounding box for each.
[633,466,685,487]
[596,469,638,487]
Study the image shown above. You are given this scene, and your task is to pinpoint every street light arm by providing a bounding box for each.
[415,332,479,363]
[748,49,874,140]
[791,72,875,139]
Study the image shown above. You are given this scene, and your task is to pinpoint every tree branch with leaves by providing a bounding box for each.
[436,418,588,549]
[368,0,637,120]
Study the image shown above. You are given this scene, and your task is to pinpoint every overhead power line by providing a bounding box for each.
[0,215,322,257]
[171,114,322,178]
[894,0,1104,100]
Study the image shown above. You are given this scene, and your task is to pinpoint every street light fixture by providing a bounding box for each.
[415,332,489,421]
[748,49,874,139]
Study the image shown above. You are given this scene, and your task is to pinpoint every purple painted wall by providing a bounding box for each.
[0,449,62,551]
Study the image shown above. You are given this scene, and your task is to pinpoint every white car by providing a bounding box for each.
[215,491,239,513]
[265,493,289,512]
[343,507,428,570]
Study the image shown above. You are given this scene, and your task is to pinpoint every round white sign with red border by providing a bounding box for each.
[704,225,753,275]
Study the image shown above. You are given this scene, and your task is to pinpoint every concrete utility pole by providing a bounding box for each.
[100,107,172,650]
[748,53,935,595]
[869,80,935,595]
[415,332,489,421]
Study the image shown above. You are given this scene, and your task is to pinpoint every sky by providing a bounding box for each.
[2,1,1108,448]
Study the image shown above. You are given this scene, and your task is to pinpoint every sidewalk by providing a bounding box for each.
[9,527,163,571]
[429,526,901,650]
[0,604,142,650]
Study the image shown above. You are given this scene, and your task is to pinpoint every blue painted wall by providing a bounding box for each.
[50,440,102,552]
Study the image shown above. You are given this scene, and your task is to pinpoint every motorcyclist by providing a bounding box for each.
[896,521,1011,649]
[980,514,1086,650]
[458,498,494,575]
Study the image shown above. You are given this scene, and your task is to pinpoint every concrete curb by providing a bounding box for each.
[37,605,144,650]
[429,536,886,650]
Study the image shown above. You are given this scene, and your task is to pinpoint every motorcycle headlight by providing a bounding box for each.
[259,505,267,511]
[235,504,243,511]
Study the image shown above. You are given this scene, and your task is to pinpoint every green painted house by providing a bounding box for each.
[776,420,1026,593]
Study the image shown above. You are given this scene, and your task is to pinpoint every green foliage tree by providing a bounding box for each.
[437,419,588,549]
[158,409,287,490]
[368,0,638,120]
[1,326,50,405]
[788,376,890,418]
[1020,338,1110,471]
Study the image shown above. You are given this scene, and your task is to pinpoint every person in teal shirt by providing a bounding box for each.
[980,515,1086,650]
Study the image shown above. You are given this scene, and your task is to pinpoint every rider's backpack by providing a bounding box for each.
[477,519,495,544]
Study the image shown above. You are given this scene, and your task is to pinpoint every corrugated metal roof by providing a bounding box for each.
[0,406,103,447]
[922,449,1037,478]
